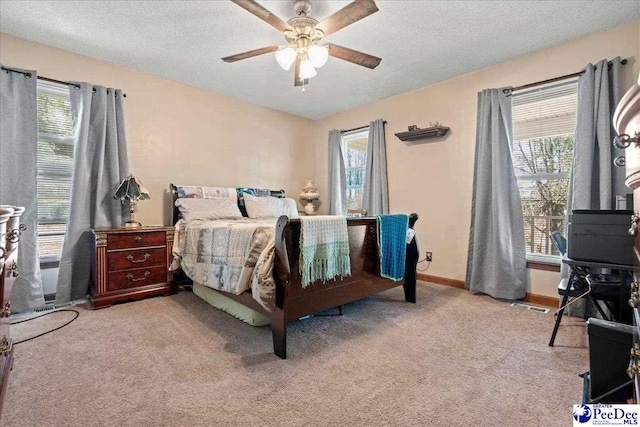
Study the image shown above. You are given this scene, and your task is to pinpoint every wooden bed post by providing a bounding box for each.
[272,216,291,359]
[272,307,287,359]
[404,213,419,303]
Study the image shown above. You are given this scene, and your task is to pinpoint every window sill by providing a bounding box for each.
[526,260,561,272]
[40,260,60,269]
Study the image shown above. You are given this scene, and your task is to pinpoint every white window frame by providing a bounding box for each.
[341,128,369,211]
[37,81,74,264]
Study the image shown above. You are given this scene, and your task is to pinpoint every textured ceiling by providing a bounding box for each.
[1,1,638,119]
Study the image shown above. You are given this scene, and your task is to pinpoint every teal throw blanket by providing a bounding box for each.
[377,214,409,281]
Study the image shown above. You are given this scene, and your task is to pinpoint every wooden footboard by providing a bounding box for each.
[271,214,419,359]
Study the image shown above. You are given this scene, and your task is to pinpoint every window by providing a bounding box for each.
[342,129,369,210]
[36,81,74,262]
[511,79,577,262]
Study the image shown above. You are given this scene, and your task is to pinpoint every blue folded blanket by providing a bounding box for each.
[377,214,409,281]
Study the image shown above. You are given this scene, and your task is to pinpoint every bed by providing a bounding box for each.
[169,183,419,359]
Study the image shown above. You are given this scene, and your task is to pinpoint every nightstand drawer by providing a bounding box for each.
[107,231,166,250]
[108,266,167,292]
[107,247,165,272]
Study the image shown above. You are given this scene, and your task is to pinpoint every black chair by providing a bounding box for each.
[548,231,624,347]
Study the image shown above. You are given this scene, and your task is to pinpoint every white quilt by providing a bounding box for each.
[171,218,278,310]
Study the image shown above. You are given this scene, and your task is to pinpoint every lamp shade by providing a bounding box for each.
[308,45,329,68]
[114,174,150,202]
[275,47,297,71]
[299,59,317,79]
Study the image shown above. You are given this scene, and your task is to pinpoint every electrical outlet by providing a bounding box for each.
[426,251,433,262]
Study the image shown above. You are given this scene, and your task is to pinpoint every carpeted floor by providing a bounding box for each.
[1,282,587,427]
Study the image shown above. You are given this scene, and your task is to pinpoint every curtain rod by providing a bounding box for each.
[502,58,629,93]
[1,66,127,97]
[342,120,387,134]
[503,58,628,95]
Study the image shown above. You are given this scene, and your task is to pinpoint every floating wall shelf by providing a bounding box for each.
[395,126,450,142]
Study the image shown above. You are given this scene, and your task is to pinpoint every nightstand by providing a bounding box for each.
[91,226,176,309]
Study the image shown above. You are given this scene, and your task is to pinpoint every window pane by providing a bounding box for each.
[512,135,573,177]
[346,188,364,211]
[343,133,369,210]
[38,177,72,223]
[37,140,74,177]
[512,80,577,140]
[37,88,73,138]
[523,214,565,256]
[346,169,365,188]
[519,178,569,256]
[512,79,577,258]
[37,82,74,262]
[37,224,67,261]
[345,138,367,168]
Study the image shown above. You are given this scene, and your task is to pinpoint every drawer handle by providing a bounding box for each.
[630,215,640,237]
[629,345,640,379]
[126,253,151,264]
[0,336,10,357]
[0,246,4,260]
[1,300,10,318]
[134,236,143,243]
[614,132,639,150]
[629,286,640,308]
[127,271,151,282]
[9,261,18,278]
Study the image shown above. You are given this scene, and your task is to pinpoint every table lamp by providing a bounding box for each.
[299,180,320,215]
[114,173,150,227]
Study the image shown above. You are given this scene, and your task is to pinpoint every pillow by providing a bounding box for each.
[282,198,299,219]
[244,194,299,219]
[175,198,243,221]
[175,185,237,201]
[236,188,285,217]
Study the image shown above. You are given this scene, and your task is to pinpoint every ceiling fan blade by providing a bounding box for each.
[222,46,279,63]
[294,56,308,87]
[230,0,291,32]
[316,0,378,37]
[327,44,381,69]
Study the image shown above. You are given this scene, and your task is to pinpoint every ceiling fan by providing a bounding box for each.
[222,0,382,89]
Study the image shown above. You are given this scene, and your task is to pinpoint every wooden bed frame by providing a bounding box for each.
[170,184,419,359]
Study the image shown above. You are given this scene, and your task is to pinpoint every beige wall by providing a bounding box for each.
[0,33,316,227]
[314,21,640,298]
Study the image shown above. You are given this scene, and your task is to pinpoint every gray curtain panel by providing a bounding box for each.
[362,119,389,215]
[564,57,622,317]
[465,89,527,300]
[56,84,129,303]
[570,57,623,211]
[328,129,347,215]
[0,66,46,312]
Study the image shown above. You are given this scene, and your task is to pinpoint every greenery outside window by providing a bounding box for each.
[511,79,578,264]
[341,128,369,211]
[37,81,74,263]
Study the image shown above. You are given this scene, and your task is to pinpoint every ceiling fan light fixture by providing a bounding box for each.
[307,44,329,68]
[275,46,297,70]
[299,59,317,79]
[225,0,381,88]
